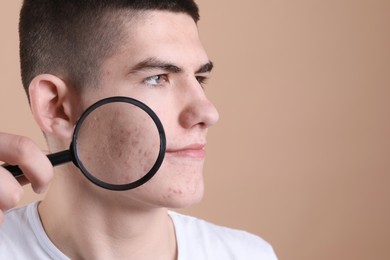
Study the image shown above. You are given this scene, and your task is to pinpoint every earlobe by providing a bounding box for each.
[29,74,76,139]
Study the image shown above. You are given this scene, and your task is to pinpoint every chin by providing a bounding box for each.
[166,185,205,209]
[144,160,205,208]
[114,161,206,209]
[149,174,206,209]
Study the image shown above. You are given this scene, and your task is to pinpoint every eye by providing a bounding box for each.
[144,74,168,87]
[196,76,209,87]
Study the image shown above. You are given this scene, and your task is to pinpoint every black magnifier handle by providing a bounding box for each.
[4,149,73,178]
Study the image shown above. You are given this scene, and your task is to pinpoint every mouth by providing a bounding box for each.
[165,143,206,160]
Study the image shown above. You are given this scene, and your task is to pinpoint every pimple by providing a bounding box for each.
[168,187,183,195]
[131,139,140,146]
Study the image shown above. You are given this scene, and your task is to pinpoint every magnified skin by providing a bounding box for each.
[76,101,160,185]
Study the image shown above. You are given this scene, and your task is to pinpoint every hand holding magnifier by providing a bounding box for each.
[4,96,166,191]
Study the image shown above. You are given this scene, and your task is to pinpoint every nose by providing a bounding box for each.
[178,83,219,130]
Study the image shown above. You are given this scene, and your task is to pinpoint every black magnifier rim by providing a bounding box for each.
[71,96,166,191]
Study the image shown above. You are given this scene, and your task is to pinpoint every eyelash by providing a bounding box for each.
[196,76,209,86]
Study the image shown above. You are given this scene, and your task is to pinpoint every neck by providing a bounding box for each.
[39,167,177,260]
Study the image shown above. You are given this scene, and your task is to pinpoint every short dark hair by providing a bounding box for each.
[19,0,200,97]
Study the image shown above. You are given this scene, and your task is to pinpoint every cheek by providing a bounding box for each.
[107,119,162,184]
[76,108,162,185]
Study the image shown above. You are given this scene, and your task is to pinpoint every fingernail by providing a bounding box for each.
[34,184,48,194]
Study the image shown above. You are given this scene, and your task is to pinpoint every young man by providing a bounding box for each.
[0,1,277,259]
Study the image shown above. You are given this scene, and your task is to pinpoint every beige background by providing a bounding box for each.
[1,1,390,259]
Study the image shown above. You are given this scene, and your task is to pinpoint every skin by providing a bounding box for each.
[0,133,53,222]
[1,10,219,260]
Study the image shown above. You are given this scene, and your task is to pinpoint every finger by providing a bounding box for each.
[0,133,54,193]
[0,167,24,211]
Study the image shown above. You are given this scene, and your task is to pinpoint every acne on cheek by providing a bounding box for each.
[115,128,141,156]
[116,127,159,173]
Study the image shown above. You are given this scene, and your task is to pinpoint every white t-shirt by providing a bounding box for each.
[0,202,277,259]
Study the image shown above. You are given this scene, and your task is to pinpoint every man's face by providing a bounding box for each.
[76,10,219,208]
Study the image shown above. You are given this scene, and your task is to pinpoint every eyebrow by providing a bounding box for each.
[196,61,214,74]
[128,57,214,74]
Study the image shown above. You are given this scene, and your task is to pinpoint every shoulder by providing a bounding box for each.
[169,211,278,260]
[0,202,31,239]
[0,203,36,257]
[0,202,69,260]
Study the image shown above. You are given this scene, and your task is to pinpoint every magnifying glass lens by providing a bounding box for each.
[74,98,164,190]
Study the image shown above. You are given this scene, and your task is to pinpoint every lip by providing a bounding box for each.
[165,144,206,159]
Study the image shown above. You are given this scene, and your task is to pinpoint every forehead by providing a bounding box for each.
[105,10,209,71]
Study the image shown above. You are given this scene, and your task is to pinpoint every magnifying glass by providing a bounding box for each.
[4,96,166,191]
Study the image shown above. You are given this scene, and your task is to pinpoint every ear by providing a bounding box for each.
[29,74,76,139]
